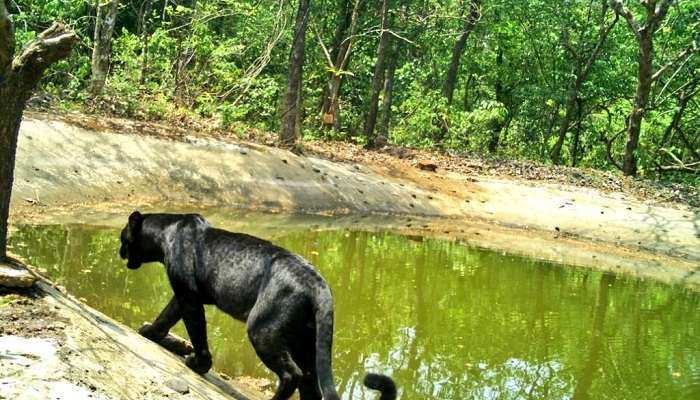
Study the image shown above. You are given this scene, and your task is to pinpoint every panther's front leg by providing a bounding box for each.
[139,296,182,342]
[179,298,213,374]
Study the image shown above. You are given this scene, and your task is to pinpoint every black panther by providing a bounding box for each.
[119,211,397,400]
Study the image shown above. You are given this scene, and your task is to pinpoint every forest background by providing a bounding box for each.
[6,0,699,183]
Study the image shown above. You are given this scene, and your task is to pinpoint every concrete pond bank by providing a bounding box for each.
[1,277,268,400]
[11,115,700,287]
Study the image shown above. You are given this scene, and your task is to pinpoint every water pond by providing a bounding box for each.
[9,217,700,400]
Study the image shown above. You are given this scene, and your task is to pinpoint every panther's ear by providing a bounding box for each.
[128,211,143,233]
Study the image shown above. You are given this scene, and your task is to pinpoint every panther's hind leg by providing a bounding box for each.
[248,329,303,399]
[247,298,303,399]
[292,332,322,400]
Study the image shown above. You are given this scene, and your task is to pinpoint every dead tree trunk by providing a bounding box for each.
[280,0,311,148]
[0,7,77,260]
[89,0,119,95]
[442,0,480,105]
[363,0,391,148]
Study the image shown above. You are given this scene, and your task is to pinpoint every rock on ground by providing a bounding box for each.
[0,261,36,288]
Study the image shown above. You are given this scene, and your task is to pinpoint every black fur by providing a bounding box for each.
[364,373,397,400]
[119,211,397,400]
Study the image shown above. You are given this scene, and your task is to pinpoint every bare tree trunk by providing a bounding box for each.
[487,47,505,152]
[610,0,675,176]
[623,30,653,176]
[363,0,391,148]
[325,75,343,131]
[138,0,153,84]
[172,1,196,102]
[280,0,311,148]
[378,41,399,142]
[320,0,351,116]
[570,98,583,167]
[442,0,480,105]
[89,0,119,95]
[321,0,362,131]
[551,88,580,163]
[0,10,77,260]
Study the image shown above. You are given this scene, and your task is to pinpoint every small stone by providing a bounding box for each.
[0,263,37,288]
[165,378,189,394]
[417,161,438,172]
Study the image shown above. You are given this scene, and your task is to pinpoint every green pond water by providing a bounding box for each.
[8,221,700,400]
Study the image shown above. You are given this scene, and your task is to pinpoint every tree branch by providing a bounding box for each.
[653,0,675,26]
[659,148,700,172]
[609,0,641,40]
[11,22,78,87]
[560,27,578,59]
[651,39,698,82]
[310,18,335,69]
[581,11,618,79]
[0,1,16,80]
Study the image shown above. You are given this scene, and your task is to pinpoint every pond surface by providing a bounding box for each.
[9,220,700,400]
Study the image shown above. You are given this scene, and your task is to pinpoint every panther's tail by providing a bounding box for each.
[364,373,397,400]
[313,285,398,400]
[313,286,341,400]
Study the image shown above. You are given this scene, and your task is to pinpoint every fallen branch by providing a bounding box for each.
[658,148,700,172]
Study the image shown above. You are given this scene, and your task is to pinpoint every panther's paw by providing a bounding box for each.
[138,323,166,342]
[185,353,212,374]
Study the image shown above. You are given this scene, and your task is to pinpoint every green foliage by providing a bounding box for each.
[392,85,447,148]
[9,0,700,182]
[446,100,507,152]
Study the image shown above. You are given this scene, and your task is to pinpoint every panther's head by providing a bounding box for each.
[120,210,145,270]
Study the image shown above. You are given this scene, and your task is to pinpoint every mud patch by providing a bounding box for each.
[0,287,67,340]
